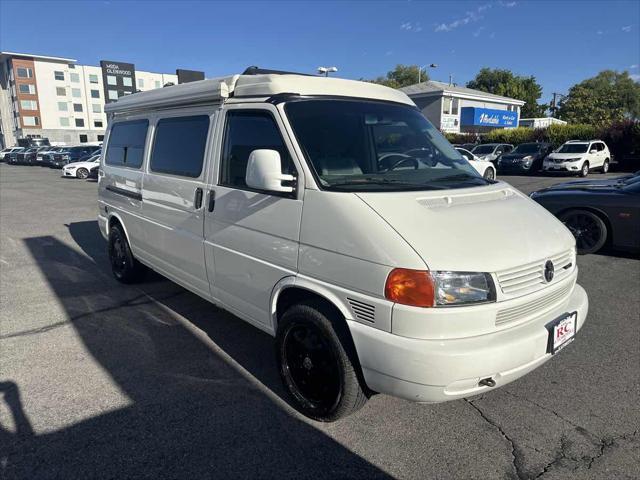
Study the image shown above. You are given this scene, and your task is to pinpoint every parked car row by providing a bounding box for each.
[451,140,612,177]
[2,145,101,171]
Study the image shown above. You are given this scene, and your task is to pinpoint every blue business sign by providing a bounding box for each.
[460,107,518,127]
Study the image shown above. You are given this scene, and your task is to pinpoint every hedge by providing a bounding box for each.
[444,120,640,171]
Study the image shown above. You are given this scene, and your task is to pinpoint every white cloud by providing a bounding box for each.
[400,22,412,30]
[596,30,603,35]
[434,2,516,33]
[400,21,422,32]
[473,26,486,37]
[630,73,640,82]
[622,25,632,32]
[630,64,639,69]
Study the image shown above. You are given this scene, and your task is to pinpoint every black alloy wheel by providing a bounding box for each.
[108,224,146,283]
[560,209,607,254]
[483,167,495,180]
[76,168,89,179]
[276,302,368,422]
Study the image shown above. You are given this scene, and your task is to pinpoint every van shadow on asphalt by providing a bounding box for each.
[1,221,390,479]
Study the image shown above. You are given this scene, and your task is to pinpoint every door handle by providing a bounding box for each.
[194,188,203,209]
[207,190,216,212]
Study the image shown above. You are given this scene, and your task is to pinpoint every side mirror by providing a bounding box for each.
[246,149,295,193]
[589,149,597,154]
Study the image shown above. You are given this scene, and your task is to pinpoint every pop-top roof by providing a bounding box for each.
[105,73,414,114]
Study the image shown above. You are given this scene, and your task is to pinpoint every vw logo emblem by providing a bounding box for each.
[544,260,555,283]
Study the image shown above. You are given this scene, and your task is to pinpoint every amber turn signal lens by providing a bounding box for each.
[384,268,435,307]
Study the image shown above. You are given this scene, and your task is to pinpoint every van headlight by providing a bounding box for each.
[385,269,496,307]
[432,271,496,306]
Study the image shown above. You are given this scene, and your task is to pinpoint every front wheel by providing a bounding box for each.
[76,168,89,179]
[560,209,607,254]
[483,167,495,180]
[579,162,589,177]
[601,159,609,173]
[276,302,368,421]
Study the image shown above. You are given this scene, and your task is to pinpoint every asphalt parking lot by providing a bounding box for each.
[1,164,638,480]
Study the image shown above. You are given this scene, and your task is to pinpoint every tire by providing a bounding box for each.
[76,168,89,179]
[108,224,146,283]
[276,301,368,422]
[483,167,495,180]
[560,209,608,254]
[601,159,609,173]
[579,162,589,177]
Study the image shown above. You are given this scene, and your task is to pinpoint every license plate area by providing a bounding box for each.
[545,311,577,354]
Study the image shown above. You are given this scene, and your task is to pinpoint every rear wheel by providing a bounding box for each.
[76,168,89,179]
[601,159,609,173]
[108,224,146,283]
[560,209,607,254]
[579,162,589,177]
[483,167,495,180]
[276,302,368,421]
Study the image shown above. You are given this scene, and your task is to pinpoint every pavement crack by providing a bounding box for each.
[0,291,187,340]
[464,398,527,480]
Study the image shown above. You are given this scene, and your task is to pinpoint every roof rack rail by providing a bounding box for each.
[242,66,314,77]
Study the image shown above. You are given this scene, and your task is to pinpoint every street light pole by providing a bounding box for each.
[318,66,338,77]
[418,63,438,83]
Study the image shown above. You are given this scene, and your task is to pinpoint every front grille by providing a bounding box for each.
[496,249,574,297]
[554,158,565,164]
[496,283,573,326]
[347,298,376,323]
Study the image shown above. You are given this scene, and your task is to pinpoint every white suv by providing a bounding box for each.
[543,140,611,177]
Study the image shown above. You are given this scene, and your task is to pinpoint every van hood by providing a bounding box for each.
[356,182,575,272]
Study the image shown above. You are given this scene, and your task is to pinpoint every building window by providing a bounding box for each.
[73,103,83,112]
[58,102,68,111]
[443,97,453,115]
[17,67,33,78]
[138,78,144,88]
[75,119,85,127]
[452,98,459,115]
[108,89,118,100]
[97,135,105,141]
[150,116,209,177]
[60,117,70,127]
[56,87,66,96]
[79,134,88,143]
[68,64,75,69]
[72,88,81,98]
[123,77,132,87]
[89,74,99,84]
[70,72,80,83]
[22,116,39,127]
[107,75,117,86]
[105,119,149,168]
[155,81,161,88]
[92,104,101,113]
[19,84,36,94]
[20,100,37,110]
[90,89,100,99]
[95,121,104,128]
[54,71,65,81]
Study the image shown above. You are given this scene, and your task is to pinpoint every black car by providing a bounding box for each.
[50,145,101,168]
[530,172,640,254]
[497,142,553,174]
[8,147,41,165]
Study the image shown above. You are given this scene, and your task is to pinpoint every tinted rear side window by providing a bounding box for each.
[105,120,148,168]
[150,115,210,178]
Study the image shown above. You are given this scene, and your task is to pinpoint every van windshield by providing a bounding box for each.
[285,99,486,191]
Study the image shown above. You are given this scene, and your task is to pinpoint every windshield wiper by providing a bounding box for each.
[329,178,446,189]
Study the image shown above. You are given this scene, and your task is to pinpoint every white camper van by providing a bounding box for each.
[98,67,588,421]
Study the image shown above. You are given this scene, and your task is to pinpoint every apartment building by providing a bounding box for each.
[0,52,199,148]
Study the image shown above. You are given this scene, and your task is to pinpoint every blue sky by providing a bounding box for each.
[1,0,638,104]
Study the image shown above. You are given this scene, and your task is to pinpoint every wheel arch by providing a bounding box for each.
[107,211,132,244]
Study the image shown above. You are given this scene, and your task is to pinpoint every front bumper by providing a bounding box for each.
[62,168,77,177]
[543,161,582,172]
[348,283,588,403]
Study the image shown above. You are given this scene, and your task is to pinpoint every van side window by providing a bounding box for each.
[221,111,294,188]
[150,115,210,177]
[105,119,149,168]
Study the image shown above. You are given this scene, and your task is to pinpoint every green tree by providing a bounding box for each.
[466,68,546,118]
[365,64,428,89]
[557,70,640,126]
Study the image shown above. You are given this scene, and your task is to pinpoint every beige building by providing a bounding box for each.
[0,52,181,147]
